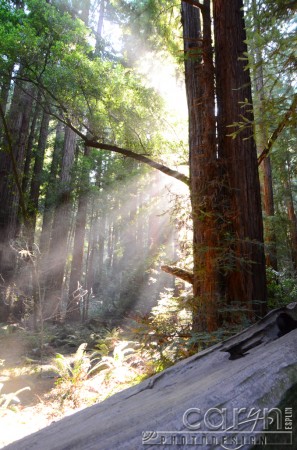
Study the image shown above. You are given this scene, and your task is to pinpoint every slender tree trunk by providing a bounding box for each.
[97,211,106,281]
[95,0,106,55]
[66,1,104,321]
[22,91,42,195]
[107,219,113,271]
[213,0,267,319]
[0,81,34,287]
[0,68,13,116]
[262,156,277,269]
[284,175,297,271]
[287,197,297,272]
[27,111,50,248]
[43,126,76,321]
[39,121,64,254]
[86,193,105,302]
[84,199,96,322]
[24,140,48,330]
[0,63,14,141]
[67,147,90,322]
[136,189,144,250]
[88,203,106,299]
[80,0,91,24]
[251,0,278,271]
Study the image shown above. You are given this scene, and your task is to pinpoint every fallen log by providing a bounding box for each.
[5,303,297,450]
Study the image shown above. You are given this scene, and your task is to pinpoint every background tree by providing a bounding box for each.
[246,0,297,276]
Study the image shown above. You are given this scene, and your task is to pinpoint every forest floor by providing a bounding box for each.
[0,330,57,448]
[0,324,144,448]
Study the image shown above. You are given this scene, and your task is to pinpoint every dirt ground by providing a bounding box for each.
[0,331,57,447]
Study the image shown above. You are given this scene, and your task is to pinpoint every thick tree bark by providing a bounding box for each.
[182,1,220,331]
[213,0,267,319]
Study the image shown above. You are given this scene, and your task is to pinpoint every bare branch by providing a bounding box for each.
[258,93,297,166]
[85,140,190,185]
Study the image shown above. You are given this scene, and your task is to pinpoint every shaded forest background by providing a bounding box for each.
[0,0,296,349]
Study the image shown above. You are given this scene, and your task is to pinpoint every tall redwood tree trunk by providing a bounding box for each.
[213,0,267,319]
[182,1,220,331]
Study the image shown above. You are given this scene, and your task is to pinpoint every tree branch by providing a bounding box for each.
[85,140,190,185]
[40,107,190,185]
[13,76,190,186]
[161,265,194,284]
[182,0,205,11]
[258,93,297,166]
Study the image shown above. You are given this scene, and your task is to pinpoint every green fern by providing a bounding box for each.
[53,343,91,386]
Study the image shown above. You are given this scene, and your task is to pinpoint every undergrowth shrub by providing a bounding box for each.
[127,287,255,368]
[127,289,193,369]
[266,267,297,309]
